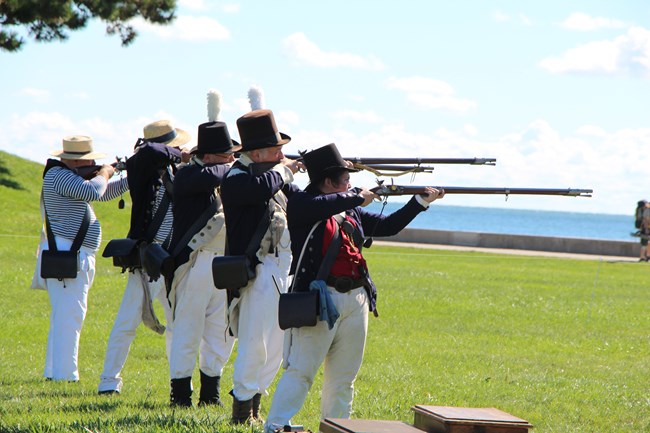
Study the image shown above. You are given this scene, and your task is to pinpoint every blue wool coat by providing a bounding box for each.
[220,160,300,257]
[288,189,428,311]
[125,142,181,241]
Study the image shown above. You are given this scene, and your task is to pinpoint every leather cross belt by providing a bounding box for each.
[326,275,365,293]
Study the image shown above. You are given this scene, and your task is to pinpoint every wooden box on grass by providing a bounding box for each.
[320,418,425,433]
[411,406,533,433]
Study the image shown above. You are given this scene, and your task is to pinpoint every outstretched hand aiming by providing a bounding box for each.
[419,186,444,203]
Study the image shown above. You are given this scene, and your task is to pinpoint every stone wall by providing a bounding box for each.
[383,228,639,258]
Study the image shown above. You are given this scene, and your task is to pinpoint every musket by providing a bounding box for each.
[75,157,127,180]
[370,183,593,198]
[284,154,496,166]
[284,154,495,177]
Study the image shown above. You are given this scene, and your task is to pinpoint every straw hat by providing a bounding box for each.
[236,109,290,151]
[142,120,190,148]
[50,136,107,160]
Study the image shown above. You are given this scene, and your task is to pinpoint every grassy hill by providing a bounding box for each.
[0,151,649,433]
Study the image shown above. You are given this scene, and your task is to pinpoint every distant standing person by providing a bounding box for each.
[638,200,650,262]
[98,120,191,394]
[32,136,129,382]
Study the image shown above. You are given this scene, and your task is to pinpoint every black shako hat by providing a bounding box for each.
[303,143,359,184]
[193,121,241,155]
[236,109,291,151]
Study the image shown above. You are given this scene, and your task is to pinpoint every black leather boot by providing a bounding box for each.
[170,377,192,407]
[198,370,222,406]
[252,393,263,422]
[230,390,253,424]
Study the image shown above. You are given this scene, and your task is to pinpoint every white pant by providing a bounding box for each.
[98,270,172,392]
[169,250,235,379]
[231,252,291,401]
[265,286,368,431]
[43,237,96,382]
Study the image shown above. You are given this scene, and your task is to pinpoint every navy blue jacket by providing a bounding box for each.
[125,142,181,241]
[169,160,230,265]
[288,189,428,298]
[220,161,300,256]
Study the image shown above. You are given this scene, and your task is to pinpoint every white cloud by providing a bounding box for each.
[539,26,650,76]
[282,32,384,70]
[222,3,240,13]
[560,12,626,31]
[178,0,209,11]
[276,110,300,127]
[576,125,606,137]
[0,111,195,164]
[22,88,50,102]
[332,110,383,123]
[492,11,510,23]
[385,76,477,113]
[518,13,532,27]
[133,15,230,41]
[492,11,532,26]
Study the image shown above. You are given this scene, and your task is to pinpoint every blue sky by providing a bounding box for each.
[1,0,648,215]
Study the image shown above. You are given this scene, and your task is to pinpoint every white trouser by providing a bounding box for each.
[231,251,291,401]
[43,237,96,382]
[98,270,172,392]
[169,250,235,379]
[264,286,368,431]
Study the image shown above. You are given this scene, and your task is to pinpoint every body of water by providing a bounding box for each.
[365,202,634,242]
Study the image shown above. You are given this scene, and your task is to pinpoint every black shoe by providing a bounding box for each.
[198,371,223,406]
[170,377,193,408]
[98,390,120,395]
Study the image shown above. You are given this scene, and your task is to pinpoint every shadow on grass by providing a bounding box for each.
[0,160,25,190]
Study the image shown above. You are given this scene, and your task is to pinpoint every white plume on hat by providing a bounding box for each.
[248,85,265,110]
[207,89,222,122]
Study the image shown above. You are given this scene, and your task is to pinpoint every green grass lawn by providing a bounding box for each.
[0,150,648,432]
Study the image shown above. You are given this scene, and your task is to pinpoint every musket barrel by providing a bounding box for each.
[346,157,496,165]
[284,154,496,166]
[439,187,593,196]
[372,185,593,197]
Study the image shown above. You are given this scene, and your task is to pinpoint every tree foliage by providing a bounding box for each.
[0,0,177,52]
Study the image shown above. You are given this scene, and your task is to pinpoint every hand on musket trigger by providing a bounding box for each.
[282,157,304,174]
[181,149,192,164]
[420,187,444,203]
[358,187,378,207]
[344,160,355,169]
[98,163,116,180]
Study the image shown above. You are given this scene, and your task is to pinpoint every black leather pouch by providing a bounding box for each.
[103,238,141,270]
[40,250,79,279]
[141,242,174,281]
[278,290,319,330]
[212,255,255,290]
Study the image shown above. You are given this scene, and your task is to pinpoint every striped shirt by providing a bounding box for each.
[42,166,129,251]
[152,182,173,245]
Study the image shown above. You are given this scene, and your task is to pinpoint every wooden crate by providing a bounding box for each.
[412,406,533,433]
[320,418,425,433]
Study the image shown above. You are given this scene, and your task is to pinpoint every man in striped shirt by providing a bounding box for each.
[98,120,191,395]
[36,135,129,382]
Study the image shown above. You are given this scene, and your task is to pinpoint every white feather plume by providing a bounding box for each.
[248,85,265,110]
[207,89,222,122]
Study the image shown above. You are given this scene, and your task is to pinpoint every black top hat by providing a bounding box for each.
[193,121,241,155]
[236,109,291,151]
[303,143,359,185]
